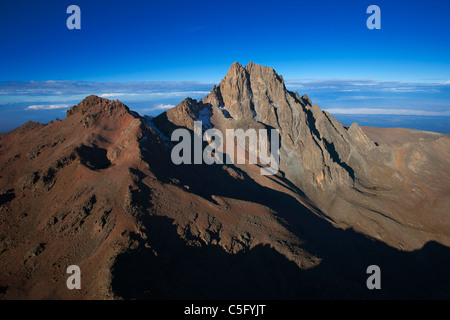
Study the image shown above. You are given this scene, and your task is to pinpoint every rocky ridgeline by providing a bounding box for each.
[157,62,396,212]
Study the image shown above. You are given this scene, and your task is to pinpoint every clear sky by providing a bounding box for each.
[0,0,449,133]
[1,0,449,82]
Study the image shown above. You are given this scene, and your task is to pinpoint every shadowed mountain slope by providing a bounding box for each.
[0,63,449,299]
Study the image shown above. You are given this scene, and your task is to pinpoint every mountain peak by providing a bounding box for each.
[2,62,450,300]
[246,60,256,67]
[202,62,381,200]
[224,61,278,79]
[205,62,288,120]
[66,95,132,119]
[244,61,273,76]
[225,61,245,77]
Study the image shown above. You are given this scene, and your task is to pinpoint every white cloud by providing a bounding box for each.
[26,104,69,110]
[2,79,448,117]
[100,93,127,97]
[284,79,449,93]
[324,108,450,116]
[154,104,174,110]
[0,81,214,98]
[141,104,175,112]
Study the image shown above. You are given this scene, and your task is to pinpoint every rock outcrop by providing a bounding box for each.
[159,62,445,247]
[1,64,449,300]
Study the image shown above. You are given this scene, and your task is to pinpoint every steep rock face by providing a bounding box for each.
[157,62,449,249]
[204,62,395,211]
[1,64,450,300]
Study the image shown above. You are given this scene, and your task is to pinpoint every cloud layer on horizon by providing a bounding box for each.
[0,80,214,96]
[284,78,450,93]
[141,104,175,112]
[0,79,449,117]
[26,104,69,110]
[323,108,450,116]
[0,80,214,105]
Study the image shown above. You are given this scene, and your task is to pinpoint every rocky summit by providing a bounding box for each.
[0,63,449,299]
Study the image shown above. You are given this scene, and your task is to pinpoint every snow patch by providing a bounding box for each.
[141,116,170,146]
[196,107,213,129]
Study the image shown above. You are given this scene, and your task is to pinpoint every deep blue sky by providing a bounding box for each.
[1,0,449,82]
[0,0,449,133]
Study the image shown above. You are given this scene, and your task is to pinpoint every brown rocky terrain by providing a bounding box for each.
[0,63,449,300]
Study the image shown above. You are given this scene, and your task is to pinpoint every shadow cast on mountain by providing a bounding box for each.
[304,108,355,181]
[115,119,450,299]
[75,144,111,170]
[111,212,450,299]
[111,215,322,299]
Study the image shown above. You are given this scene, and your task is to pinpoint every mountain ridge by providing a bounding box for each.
[0,62,449,299]
[153,62,450,250]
